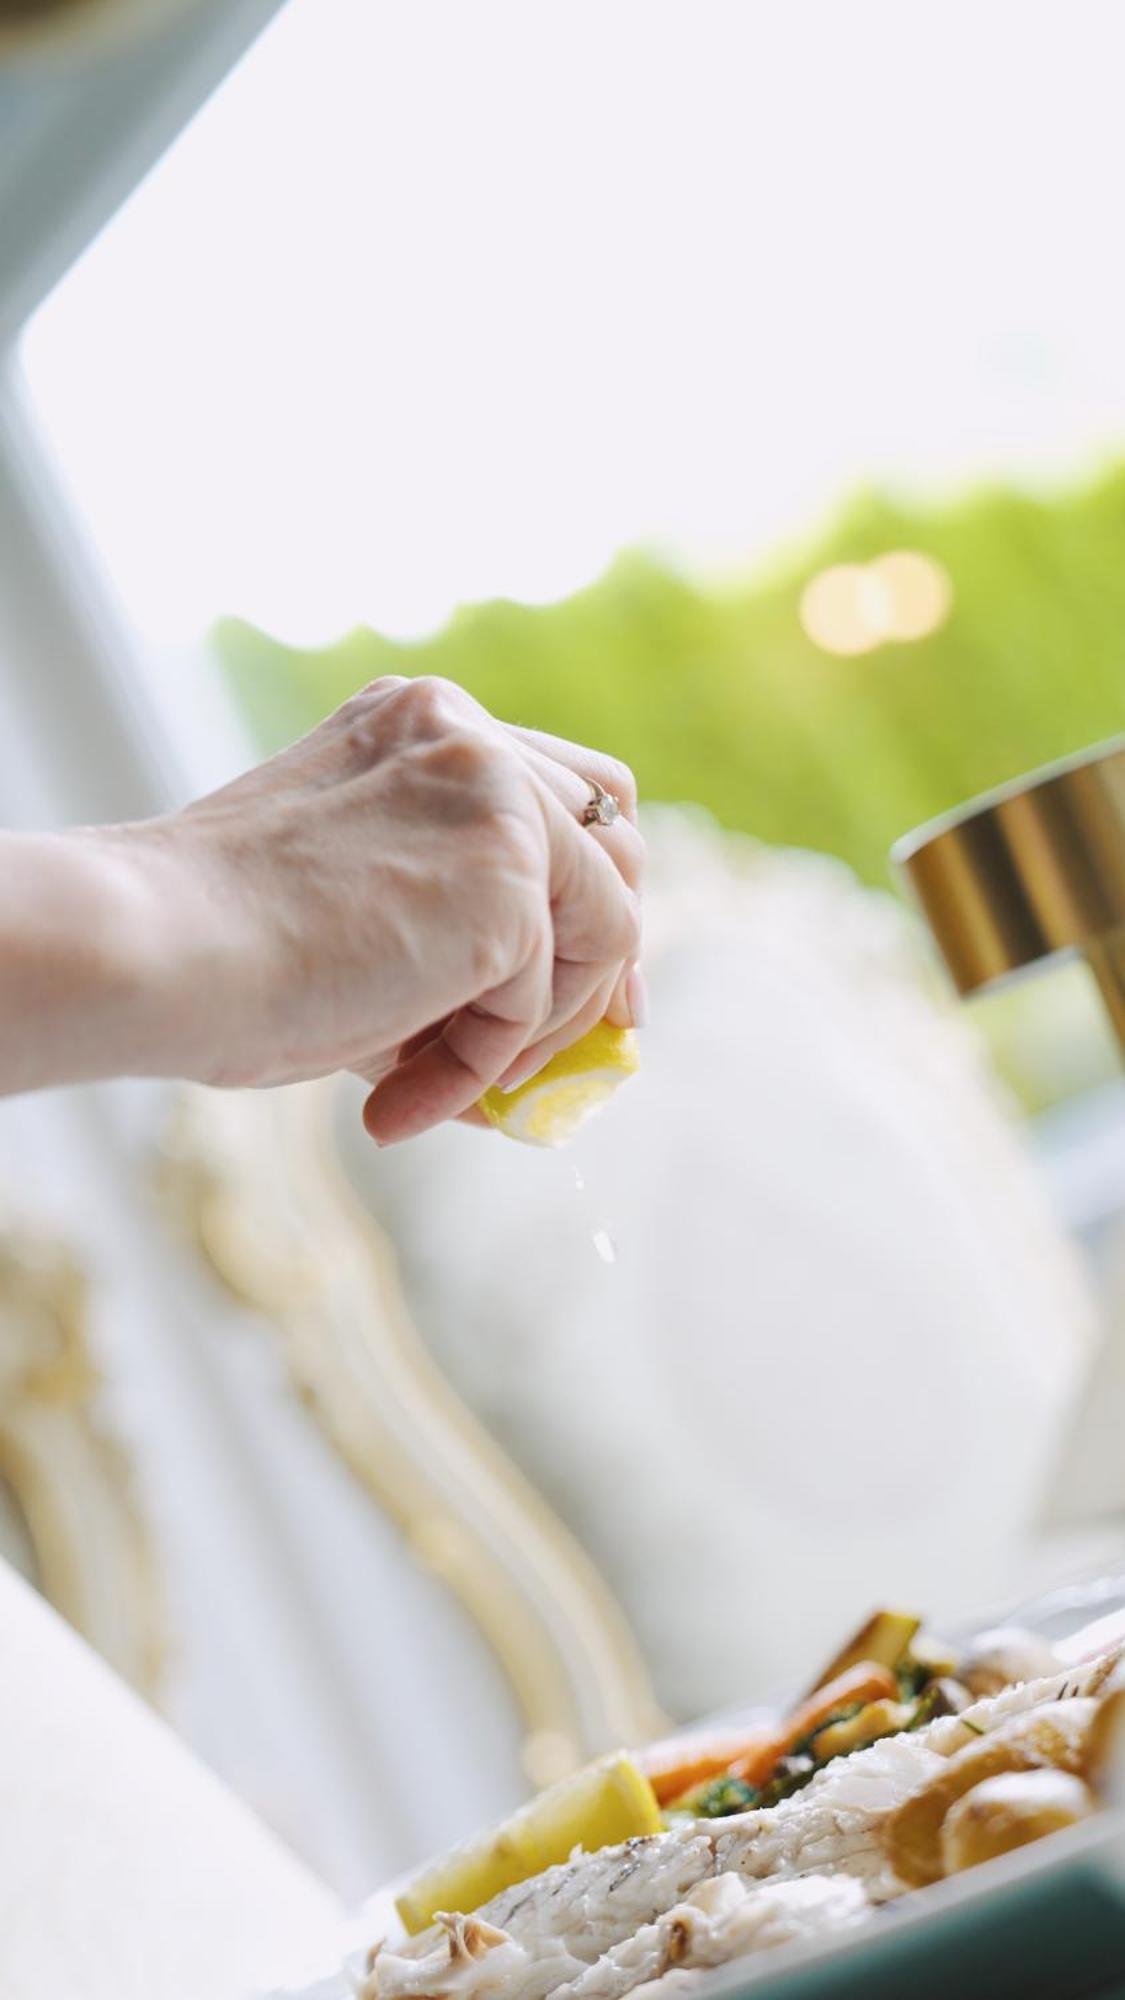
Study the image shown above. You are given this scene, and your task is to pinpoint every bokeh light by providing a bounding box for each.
[799,564,883,655]
[800,551,952,655]
[869,550,953,641]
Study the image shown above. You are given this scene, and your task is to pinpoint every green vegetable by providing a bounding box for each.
[680,1776,759,1819]
[792,1701,866,1758]
[753,1755,818,1809]
[897,1660,933,1701]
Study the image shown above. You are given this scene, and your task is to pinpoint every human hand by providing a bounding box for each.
[131,677,644,1143]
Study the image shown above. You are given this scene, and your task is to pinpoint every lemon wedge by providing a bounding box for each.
[395,1751,662,1935]
[478,1022,640,1147]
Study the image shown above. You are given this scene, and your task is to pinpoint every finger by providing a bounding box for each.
[506,724,639,824]
[496,971,619,1092]
[397,1016,454,1063]
[348,1015,451,1090]
[605,963,634,1030]
[517,745,645,890]
[484,797,641,1087]
[543,788,643,973]
[521,952,613,1047]
[363,934,553,1145]
[455,1105,493,1130]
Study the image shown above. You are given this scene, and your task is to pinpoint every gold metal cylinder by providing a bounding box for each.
[892,737,1125,1052]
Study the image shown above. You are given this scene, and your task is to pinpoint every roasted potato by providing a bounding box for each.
[940,1770,1094,1874]
[884,1698,1098,1887]
[1084,1688,1125,1794]
[958,1627,1061,1700]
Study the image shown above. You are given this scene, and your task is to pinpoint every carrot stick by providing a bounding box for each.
[728,1661,900,1790]
[639,1730,775,1807]
[642,1660,901,1808]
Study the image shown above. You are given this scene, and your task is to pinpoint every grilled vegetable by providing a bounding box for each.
[730,1663,901,1790]
[807,1610,920,1696]
[752,1754,818,1808]
[905,1631,964,1681]
[811,1698,916,1763]
[641,1729,773,1808]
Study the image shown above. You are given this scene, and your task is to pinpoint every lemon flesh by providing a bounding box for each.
[395,1751,662,1935]
[478,1023,640,1147]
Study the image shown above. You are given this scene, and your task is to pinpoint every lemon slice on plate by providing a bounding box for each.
[478,1022,640,1147]
[395,1751,662,1934]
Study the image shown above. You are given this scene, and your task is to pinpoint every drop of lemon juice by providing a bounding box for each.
[571,1166,618,1264]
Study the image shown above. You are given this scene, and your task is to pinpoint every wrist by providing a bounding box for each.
[49,820,255,1087]
[83,819,255,1086]
[0,826,186,1091]
[63,824,195,1082]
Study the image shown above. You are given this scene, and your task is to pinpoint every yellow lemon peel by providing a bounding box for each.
[395,1752,662,1934]
[478,1022,640,1147]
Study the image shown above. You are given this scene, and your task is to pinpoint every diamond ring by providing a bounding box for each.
[580,780,622,829]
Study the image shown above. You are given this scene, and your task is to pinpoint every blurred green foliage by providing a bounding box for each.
[213,466,1125,891]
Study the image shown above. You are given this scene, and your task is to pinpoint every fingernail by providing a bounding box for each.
[626,964,650,1029]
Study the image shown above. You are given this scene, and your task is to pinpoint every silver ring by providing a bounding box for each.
[581,780,622,829]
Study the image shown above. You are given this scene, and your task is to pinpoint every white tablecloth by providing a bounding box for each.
[0,1561,343,1999]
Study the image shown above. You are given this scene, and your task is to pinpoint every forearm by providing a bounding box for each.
[0,680,643,1128]
[0,828,173,1094]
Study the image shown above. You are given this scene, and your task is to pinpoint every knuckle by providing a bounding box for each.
[467,924,513,993]
[358,675,406,700]
[424,726,499,792]
[427,728,532,815]
[401,674,448,722]
[336,678,409,753]
[338,697,384,759]
[340,676,473,761]
[420,728,508,812]
[399,674,469,732]
[337,676,403,722]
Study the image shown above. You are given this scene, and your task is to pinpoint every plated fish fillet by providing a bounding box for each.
[359,1644,1122,2000]
[367,1875,870,2000]
[549,1874,871,2000]
[413,1833,721,1992]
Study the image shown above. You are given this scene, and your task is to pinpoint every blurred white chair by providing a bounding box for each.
[341,807,1106,1718]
